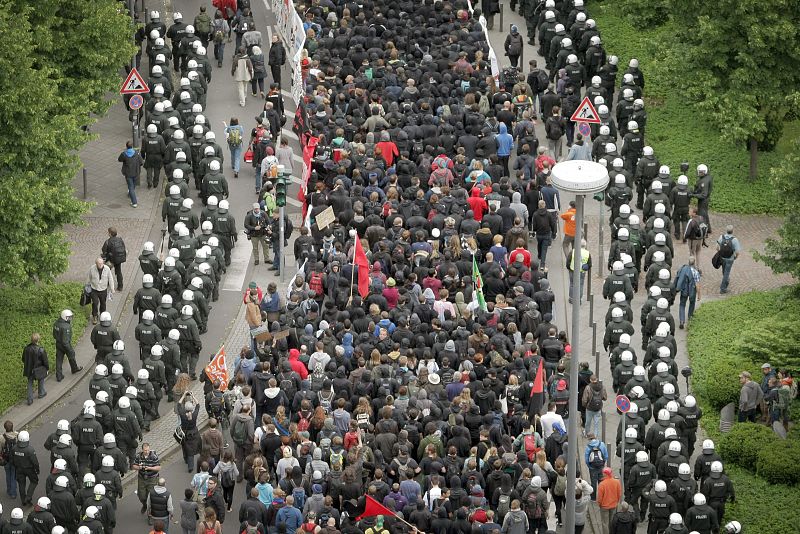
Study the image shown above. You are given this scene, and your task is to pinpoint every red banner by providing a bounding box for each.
[356,495,397,520]
[204,346,228,391]
[299,135,319,224]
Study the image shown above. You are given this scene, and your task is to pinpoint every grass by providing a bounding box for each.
[687,288,800,530]
[0,283,88,414]
[592,4,800,214]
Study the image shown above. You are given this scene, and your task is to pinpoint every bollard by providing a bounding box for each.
[601,412,607,444]
[83,168,88,199]
[591,321,597,358]
[595,350,600,377]
[588,294,594,324]
[499,3,504,30]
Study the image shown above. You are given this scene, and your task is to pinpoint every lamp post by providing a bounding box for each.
[550,160,609,534]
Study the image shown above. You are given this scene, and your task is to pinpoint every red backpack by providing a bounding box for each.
[308,271,324,297]
[297,411,311,432]
[524,434,542,461]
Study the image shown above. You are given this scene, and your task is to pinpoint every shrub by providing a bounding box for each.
[620,0,669,29]
[0,283,87,413]
[756,439,800,485]
[724,465,800,530]
[719,423,776,471]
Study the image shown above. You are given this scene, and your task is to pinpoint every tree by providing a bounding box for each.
[756,137,800,281]
[0,0,135,284]
[663,0,800,180]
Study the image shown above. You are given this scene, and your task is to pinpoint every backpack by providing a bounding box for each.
[195,13,211,35]
[231,418,248,446]
[588,445,605,469]
[208,391,226,419]
[719,236,734,258]
[553,473,567,497]
[253,126,268,147]
[297,411,311,433]
[536,70,549,92]
[496,492,511,520]
[108,237,127,264]
[318,391,333,414]
[694,221,708,240]
[586,387,603,412]
[329,451,343,470]
[0,435,15,466]
[203,522,217,534]
[308,271,324,297]
[523,434,541,462]
[279,373,296,398]
[291,481,306,509]
[228,127,243,147]
[220,467,236,488]
[242,524,260,534]
[525,491,545,519]
[546,117,563,140]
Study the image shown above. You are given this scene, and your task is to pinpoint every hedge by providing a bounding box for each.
[0,283,88,414]
[592,3,800,215]
[687,288,800,528]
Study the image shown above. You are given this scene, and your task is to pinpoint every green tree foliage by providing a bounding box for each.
[758,138,800,281]
[0,0,134,284]
[663,0,800,179]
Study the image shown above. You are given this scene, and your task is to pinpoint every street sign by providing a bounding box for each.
[128,94,144,110]
[120,67,150,95]
[570,96,601,124]
[578,121,591,137]
[615,394,631,413]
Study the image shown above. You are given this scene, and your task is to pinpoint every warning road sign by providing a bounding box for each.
[120,67,150,95]
[570,96,601,124]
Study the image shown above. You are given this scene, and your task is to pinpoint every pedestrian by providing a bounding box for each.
[176,392,202,473]
[567,238,591,304]
[267,35,286,87]
[212,450,238,512]
[197,506,222,534]
[118,141,144,208]
[10,430,38,507]
[596,468,622,534]
[101,227,127,291]
[249,46,267,98]
[22,333,49,405]
[684,207,707,262]
[244,203,270,266]
[245,291,263,352]
[610,501,638,534]
[87,257,115,325]
[203,479,226,525]
[180,488,199,534]
[737,371,763,423]
[194,6,212,47]
[715,225,740,294]
[674,256,701,329]
[584,434,608,498]
[566,133,592,161]
[224,117,245,178]
[211,11,230,68]
[231,46,253,107]
[504,26,523,69]
[133,443,161,514]
[0,420,18,499]
[545,106,565,160]
[581,375,606,438]
[52,309,83,381]
[148,478,175,530]
[560,200,577,258]
[530,200,557,268]
[574,478,594,534]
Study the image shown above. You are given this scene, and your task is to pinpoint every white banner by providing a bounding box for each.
[269,0,306,105]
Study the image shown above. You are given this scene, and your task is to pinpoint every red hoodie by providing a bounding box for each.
[288,349,308,379]
[467,188,488,221]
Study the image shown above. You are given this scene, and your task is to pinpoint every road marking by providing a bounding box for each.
[222,237,252,291]
[281,128,298,140]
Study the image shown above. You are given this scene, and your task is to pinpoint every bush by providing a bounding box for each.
[0,283,88,413]
[719,423,776,471]
[724,465,800,531]
[756,439,800,485]
[619,0,669,28]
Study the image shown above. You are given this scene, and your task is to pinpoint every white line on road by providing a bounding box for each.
[222,237,252,291]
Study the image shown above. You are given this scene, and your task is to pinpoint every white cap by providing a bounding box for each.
[95,364,108,376]
[169,329,180,340]
[55,476,69,488]
[625,428,637,439]
[54,459,67,471]
[100,311,112,322]
[614,292,626,303]
[161,295,173,305]
[142,309,155,321]
[612,261,624,272]
[670,513,683,525]
[620,333,631,345]
[711,461,723,473]
[656,362,669,374]
[679,463,691,476]
[693,493,706,506]
[697,164,708,174]
[654,480,667,492]
[118,396,131,409]
[636,451,648,463]
[657,297,668,309]
[57,419,70,431]
[621,350,633,362]
[94,483,106,496]
[151,345,164,357]
[126,386,138,397]
[11,508,23,520]
[95,391,109,404]
[677,175,689,186]
[137,369,149,380]
[103,433,116,444]
[668,441,681,453]
[658,409,670,421]
[631,386,644,398]
[219,199,230,210]
[684,395,696,408]
[612,307,624,319]
[85,506,99,519]
[643,146,653,156]
[663,383,675,395]
[102,455,115,468]
[633,366,645,377]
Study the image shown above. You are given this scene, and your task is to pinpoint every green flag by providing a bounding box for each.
[472,254,487,312]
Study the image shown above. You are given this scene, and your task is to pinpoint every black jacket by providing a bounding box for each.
[22,343,48,378]
[268,41,286,66]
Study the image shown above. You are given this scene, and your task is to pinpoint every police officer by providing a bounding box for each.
[78,507,104,534]
[136,369,158,432]
[44,420,71,464]
[685,493,718,534]
[27,497,55,534]
[94,457,123,509]
[52,310,82,382]
[11,431,39,506]
[94,391,114,435]
[646,479,676,534]
[113,396,141,469]
[617,427,645,481]
[90,312,120,365]
[45,459,74,500]
[83,484,115,534]
[143,346,167,409]
[613,350,636,394]
[74,406,103,473]
[679,395,702,454]
[50,433,78,480]
[5,508,32,534]
[138,242,162,278]
[106,341,134,386]
[212,199,237,266]
[125,386,145,432]
[76,474,96,512]
[154,295,179,334]
[603,307,634,352]
[626,450,655,522]
[602,261,634,302]
[157,257,184,302]
[691,164,713,233]
[656,441,687,486]
[106,365,127,408]
[667,463,696,516]
[135,311,162,362]
[176,305,202,379]
[133,275,162,323]
[635,146,659,209]
[670,175,691,240]
[88,365,112,404]
[701,461,735,526]
[92,434,127,477]
[162,330,181,401]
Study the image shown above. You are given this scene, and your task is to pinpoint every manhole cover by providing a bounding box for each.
[107,203,123,208]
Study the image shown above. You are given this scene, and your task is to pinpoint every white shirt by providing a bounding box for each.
[540,411,565,439]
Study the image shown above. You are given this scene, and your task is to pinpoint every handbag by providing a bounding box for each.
[173,426,186,444]
[711,250,722,270]
[33,367,48,381]
[244,148,254,163]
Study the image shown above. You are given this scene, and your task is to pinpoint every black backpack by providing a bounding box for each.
[0,435,15,466]
[108,237,127,264]
[719,236,734,258]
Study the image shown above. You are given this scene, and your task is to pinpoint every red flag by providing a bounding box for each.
[356,495,397,520]
[528,358,545,417]
[204,346,229,391]
[354,234,370,299]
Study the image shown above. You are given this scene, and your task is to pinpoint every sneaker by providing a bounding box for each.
[679,323,685,329]
[132,203,138,208]
[92,316,98,325]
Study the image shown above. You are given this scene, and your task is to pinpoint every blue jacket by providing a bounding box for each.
[584,439,609,467]
[495,123,514,157]
[276,504,303,532]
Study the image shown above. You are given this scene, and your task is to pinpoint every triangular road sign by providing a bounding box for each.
[120,67,150,95]
[570,96,601,124]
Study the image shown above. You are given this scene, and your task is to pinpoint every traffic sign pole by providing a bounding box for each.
[615,394,631,501]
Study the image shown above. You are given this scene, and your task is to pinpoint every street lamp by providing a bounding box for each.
[550,160,609,534]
